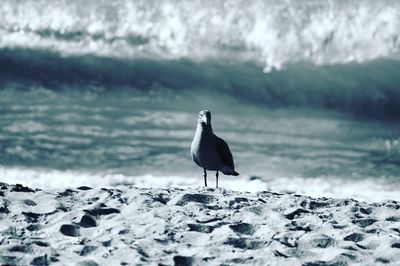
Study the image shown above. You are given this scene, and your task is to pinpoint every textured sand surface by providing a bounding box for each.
[0,182,399,265]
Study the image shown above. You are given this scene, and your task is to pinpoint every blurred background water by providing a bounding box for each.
[0,0,400,201]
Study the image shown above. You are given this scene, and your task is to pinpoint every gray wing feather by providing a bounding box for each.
[216,136,235,169]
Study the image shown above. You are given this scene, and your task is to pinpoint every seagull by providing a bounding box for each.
[191,110,239,188]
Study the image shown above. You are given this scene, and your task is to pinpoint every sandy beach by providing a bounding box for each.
[1,182,399,265]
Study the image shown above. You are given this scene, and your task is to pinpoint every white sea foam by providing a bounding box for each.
[1,0,399,70]
[1,166,398,203]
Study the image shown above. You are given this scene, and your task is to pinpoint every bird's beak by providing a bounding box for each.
[199,116,207,125]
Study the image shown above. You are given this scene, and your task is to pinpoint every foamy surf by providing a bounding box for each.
[1,167,398,203]
[1,0,399,70]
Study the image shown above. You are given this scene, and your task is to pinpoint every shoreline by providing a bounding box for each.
[1,167,400,203]
[1,182,399,265]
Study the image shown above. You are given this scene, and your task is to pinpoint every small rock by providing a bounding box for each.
[0,205,10,213]
[34,241,49,247]
[352,218,377,228]
[176,194,216,206]
[285,208,310,220]
[229,223,255,235]
[188,224,214,233]
[344,233,364,243]
[101,239,112,247]
[77,186,93,191]
[8,245,32,253]
[79,215,97,228]
[80,246,97,256]
[359,207,372,215]
[173,255,193,266]
[85,208,120,216]
[376,257,390,264]
[23,199,37,206]
[11,184,35,193]
[60,224,80,237]
[58,189,78,197]
[311,235,334,248]
[224,238,263,250]
[78,260,99,266]
[30,255,48,266]
[22,212,41,223]
[391,243,400,248]
[27,224,42,231]
[386,216,400,222]
[0,256,18,265]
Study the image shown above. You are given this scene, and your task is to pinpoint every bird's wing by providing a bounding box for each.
[216,136,235,169]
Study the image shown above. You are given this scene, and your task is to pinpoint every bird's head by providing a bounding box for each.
[198,110,211,125]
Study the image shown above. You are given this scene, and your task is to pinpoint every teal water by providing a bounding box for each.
[1,87,399,180]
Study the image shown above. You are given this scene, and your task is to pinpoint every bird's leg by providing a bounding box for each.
[216,171,219,188]
[203,168,207,187]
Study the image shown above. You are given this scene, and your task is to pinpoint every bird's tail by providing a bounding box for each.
[223,170,239,176]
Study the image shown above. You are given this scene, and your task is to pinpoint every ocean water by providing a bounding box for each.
[1,0,400,202]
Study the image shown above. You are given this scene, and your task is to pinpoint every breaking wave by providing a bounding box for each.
[0,0,399,71]
[1,48,400,119]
